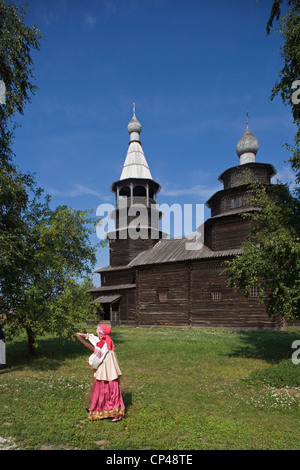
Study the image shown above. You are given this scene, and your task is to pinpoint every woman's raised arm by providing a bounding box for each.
[76,332,95,352]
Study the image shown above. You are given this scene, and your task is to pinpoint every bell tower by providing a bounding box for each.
[108,105,164,267]
[205,115,276,251]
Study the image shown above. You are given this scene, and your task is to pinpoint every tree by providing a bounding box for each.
[267,0,300,190]
[2,179,101,353]
[0,2,101,353]
[0,0,43,320]
[224,179,300,323]
[7,194,98,353]
[0,0,42,127]
[224,2,300,323]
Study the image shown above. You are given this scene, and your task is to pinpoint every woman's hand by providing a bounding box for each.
[76,332,89,339]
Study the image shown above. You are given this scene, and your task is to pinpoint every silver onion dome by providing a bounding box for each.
[236,114,259,164]
[127,114,142,134]
[127,102,142,140]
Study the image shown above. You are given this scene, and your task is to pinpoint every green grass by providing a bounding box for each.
[1,327,300,450]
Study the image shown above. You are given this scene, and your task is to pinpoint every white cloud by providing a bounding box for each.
[161,183,222,200]
[272,165,297,189]
[47,183,113,201]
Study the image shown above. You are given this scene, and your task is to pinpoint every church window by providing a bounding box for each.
[232,197,241,209]
[159,292,168,303]
[133,185,146,197]
[157,288,168,303]
[119,185,130,197]
[249,286,258,298]
[211,292,222,302]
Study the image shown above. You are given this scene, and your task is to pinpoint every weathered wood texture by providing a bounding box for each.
[137,265,189,327]
[109,237,159,267]
[92,161,281,330]
[219,163,274,190]
[101,269,136,287]
[209,186,253,217]
[205,217,252,251]
[190,261,277,328]
[118,288,136,324]
[132,261,278,329]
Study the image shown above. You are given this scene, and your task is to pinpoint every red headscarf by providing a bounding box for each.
[96,324,114,351]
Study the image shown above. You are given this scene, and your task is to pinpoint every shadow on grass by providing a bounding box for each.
[3,330,126,373]
[4,336,89,372]
[228,329,300,364]
[110,331,125,346]
[122,390,133,412]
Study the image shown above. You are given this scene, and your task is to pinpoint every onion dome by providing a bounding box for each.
[236,113,259,164]
[120,104,152,180]
[127,103,142,142]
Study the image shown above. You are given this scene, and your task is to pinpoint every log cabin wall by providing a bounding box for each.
[109,236,160,267]
[96,269,137,325]
[190,261,278,328]
[209,186,253,217]
[137,264,190,327]
[133,260,279,329]
[116,288,136,325]
[101,268,136,287]
[220,163,274,190]
[124,288,137,324]
[209,217,252,251]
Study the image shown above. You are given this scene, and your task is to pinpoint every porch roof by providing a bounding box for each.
[93,294,121,304]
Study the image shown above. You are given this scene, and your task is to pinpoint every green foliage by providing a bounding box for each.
[0,0,42,123]
[267,0,300,190]
[5,193,100,350]
[224,179,300,321]
[229,2,300,322]
[0,163,32,307]
[0,3,101,352]
[0,168,100,351]
[0,0,43,319]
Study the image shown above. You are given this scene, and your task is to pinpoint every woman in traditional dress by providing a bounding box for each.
[76,324,125,422]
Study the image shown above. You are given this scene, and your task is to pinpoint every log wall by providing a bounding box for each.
[210,218,252,251]
[101,269,136,286]
[137,265,189,327]
[190,261,277,328]
[133,261,278,329]
[109,237,159,267]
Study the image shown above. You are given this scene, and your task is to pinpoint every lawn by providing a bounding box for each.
[1,326,300,450]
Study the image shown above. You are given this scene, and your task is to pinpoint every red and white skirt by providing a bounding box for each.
[88,378,125,421]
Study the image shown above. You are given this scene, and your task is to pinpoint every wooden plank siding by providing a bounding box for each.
[121,288,137,324]
[137,265,190,327]
[109,237,159,267]
[101,269,136,287]
[190,261,277,328]
[132,260,278,329]
[209,218,252,251]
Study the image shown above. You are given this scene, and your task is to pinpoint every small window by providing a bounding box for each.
[211,292,222,302]
[232,197,241,209]
[158,292,168,303]
[249,286,258,298]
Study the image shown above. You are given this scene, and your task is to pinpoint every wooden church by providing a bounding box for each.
[88,108,280,329]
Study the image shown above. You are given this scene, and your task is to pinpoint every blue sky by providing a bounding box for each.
[11,0,296,279]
